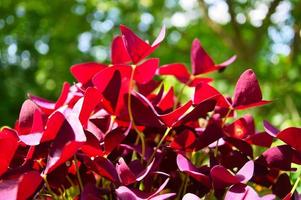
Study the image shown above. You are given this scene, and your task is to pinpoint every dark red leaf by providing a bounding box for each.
[111,36,131,65]
[44,110,86,174]
[210,165,241,189]
[245,132,273,148]
[104,124,131,155]
[127,93,163,128]
[195,122,224,150]
[170,130,196,151]
[0,171,42,200]
[159,100,192,127]
[272,173,292,199]
[176,99,216,126]
[232,69,271,110]
[91,157,119,183]
[191,39,235,75]
[257,145,293,170]
[116,157,137,185]
[224,137,253,158]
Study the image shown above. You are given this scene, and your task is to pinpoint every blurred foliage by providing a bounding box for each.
[0,0,301,128]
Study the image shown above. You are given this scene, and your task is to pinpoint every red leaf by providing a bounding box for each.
[158,63,190,83]
[20,109,66,146]
[277,127,301,152]
[134,58,159,84]
[41,111,65,142]
[159,100,192,127]
[194,83,230,107]
[120,24,165,64]
[191,39,215,75]
[137,79,162,97]
[81,131,104,157]
[70,62,107,84]
[79,87,103,128]
[0,128,18,176]
[55,82,71,109]
[157,87,175,112]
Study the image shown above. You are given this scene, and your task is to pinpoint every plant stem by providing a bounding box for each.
[74,155,84,192]
[149,127,171,164]
[182,175,189,197]
[174,79,192,110]
[127,65,146,158]
[291,176,301,197]
[222,108,232,127]
[42,174,57,198]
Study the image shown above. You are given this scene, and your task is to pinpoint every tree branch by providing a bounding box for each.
[197,0,235,50]
[251,0,283,53]
[225,0,247,52]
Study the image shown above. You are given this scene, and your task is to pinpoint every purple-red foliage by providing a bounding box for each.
[0,24,299,200]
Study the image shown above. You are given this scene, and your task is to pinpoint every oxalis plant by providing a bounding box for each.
[0,24,300,200]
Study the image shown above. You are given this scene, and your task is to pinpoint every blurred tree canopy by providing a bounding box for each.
[0,0,300,128]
